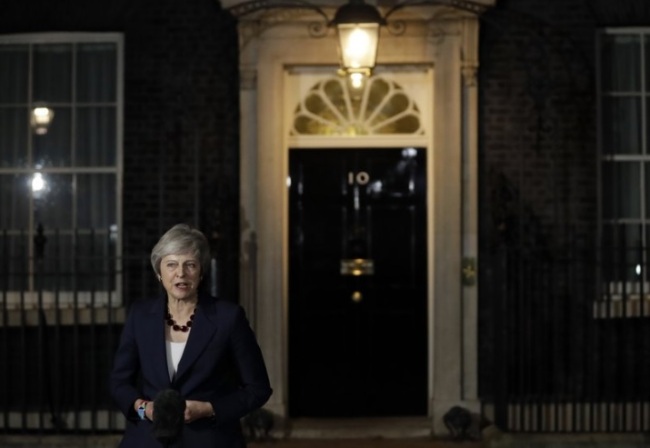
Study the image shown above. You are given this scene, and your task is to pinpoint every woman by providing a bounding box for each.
[110,224,272,447]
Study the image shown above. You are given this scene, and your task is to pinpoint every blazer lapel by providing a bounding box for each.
[145,296,172,387]
[174,294,218,382]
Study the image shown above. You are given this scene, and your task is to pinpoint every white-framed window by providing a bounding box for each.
[597,28,650,317]
[0,33,123,309]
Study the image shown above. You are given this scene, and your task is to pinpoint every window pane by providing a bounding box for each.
[76,231,115,290]
[646,35,650,88]
[33,174,72,230]
[0,232,28,290]
[33,44,72,103]
[647,98,650,151]
[77,43,117,103]
[602,161,641,219]
[602,224,643,282]
[0,108,28,167]
[601,97,641,154]
[645,227,650,283]
[77,174,116,228]
[36,231,115,291]
[33,107,71,167]
[600,33,641,92]
[645,162,650,219]
[76,107,116,166]
[0,45,28,103]
[37,233,73,291]
[0,174,29,229]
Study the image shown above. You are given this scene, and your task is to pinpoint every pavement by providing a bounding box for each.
[245,417,482,448]
[245,420,650,448]
[247,433,650,448]
[248,438,481,448]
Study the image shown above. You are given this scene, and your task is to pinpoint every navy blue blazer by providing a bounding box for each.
[110,293,272,448]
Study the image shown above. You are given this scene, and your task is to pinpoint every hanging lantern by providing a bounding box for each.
[330,0,386,84]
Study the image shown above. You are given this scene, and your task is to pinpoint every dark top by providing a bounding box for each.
[110,293,272,447]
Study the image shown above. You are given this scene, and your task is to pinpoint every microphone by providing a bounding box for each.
[152,389,186,446]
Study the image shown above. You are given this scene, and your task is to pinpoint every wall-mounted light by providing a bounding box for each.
[30,106,55,135]
[228,0,488,85]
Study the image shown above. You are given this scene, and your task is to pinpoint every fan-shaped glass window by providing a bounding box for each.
[292,76,423,136]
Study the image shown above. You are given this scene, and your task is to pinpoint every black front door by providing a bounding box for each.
[288,148,428,417]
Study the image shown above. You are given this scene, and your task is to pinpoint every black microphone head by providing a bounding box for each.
[152,389,185,445]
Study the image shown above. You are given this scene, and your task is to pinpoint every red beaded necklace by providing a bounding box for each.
[166,307,195,332]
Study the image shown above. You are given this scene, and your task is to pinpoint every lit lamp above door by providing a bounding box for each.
[227,0,489,86]
[329,0,385,87]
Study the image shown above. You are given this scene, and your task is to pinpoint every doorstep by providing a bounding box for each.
[279,417,433,439]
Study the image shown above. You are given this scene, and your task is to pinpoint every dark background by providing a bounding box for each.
[2,0,650,432]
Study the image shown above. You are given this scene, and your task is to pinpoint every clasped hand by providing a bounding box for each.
[183,400,214,423]
[145,399,213,423]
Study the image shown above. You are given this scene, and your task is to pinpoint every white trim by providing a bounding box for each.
[0,32,124,44]
[238,7,481,434]
[0,303,126,327]
[600,27,650,34]
[594,281,650,318]
[2,291,121,309]
[288,136,428,148]
[0,411,125,431]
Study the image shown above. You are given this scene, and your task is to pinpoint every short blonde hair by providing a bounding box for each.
[150,224,211,277]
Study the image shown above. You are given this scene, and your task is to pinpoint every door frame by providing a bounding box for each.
[232,2,486,434]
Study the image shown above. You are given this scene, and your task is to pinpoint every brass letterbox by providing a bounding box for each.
[340,258,374,276]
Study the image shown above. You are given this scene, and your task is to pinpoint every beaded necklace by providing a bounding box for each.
[165,307,195,332]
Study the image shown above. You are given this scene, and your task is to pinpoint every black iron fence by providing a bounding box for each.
[481,245,650,433]
[3,233,650,434]
[0,249,158,435]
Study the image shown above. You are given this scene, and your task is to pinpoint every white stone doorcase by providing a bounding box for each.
[223,0,495,435]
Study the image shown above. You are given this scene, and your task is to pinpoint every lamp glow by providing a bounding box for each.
[331,0,384,79]
[344,27,372,68]
[30,106,55,135]
[31,173,45,192]
[349,72,365,89]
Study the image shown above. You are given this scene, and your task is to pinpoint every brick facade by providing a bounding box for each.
[7,0,646,310]
[479,0,598,254]
[1,0,241,301]
[478,0,650,421]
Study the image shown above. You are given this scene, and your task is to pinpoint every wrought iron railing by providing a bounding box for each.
[0,252,158,434]
[3,236,650,433]
[481,245,650,433]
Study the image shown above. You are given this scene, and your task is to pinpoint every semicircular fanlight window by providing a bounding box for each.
[291,76,423,136]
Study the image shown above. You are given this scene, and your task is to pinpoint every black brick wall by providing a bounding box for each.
[9,0,647,310]
[479,0,598,254]
[477,0,650,408]
[0,0,241,301]
[479,0,650,252]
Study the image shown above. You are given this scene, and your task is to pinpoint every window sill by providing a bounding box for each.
[0,291,125,325]
[593,294,650,319]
